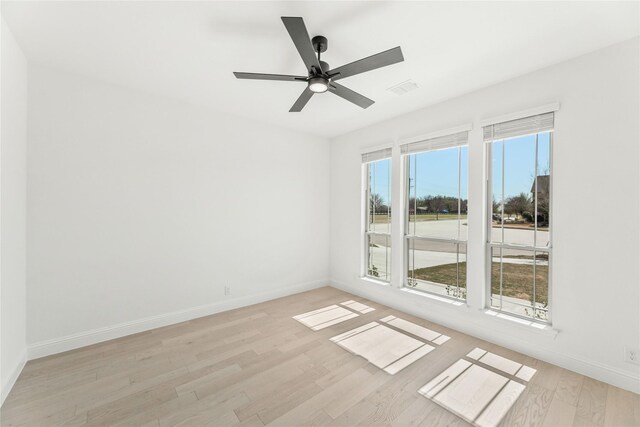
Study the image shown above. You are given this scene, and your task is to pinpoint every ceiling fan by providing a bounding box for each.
[233,17,404,112]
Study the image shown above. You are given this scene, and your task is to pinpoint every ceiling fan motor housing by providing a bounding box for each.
[312,35,328,53]
[319,61,330,74]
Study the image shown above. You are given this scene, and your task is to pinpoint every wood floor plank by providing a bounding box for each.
[298,409,334,427]
[391,397,441,427]
[575,377,608,426]
[361,387,419,425]
[1,287,634,427]
[237,414,265,427]
[322,369,389,419]
[542,398,577,427]
[234,365,328,422]
[499,383,554,427]
[327,398,378,426]
[256,381,325,425]
[1,403,78,427]
[111,391,198,427]
[554,368,585,407]
[86,383,178,425]
[157,391,248,427]
[267,368,375,426]
[603,385,639,426]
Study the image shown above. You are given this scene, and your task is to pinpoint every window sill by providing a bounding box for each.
[483,309,559,338]
[400,287,468,308]
[357,279,558,338]
[360,276,391,287]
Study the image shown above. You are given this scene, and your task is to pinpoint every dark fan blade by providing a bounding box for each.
[290,87,314,112]
[328,82,374,109]
[233,72,307,82]
[281,17,321,73]
[328,46,404,81]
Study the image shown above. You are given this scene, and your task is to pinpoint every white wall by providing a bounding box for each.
[26,66,330,356]
[329,38,640,393]
[1,18,28,404]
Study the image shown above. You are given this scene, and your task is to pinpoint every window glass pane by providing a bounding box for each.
[491,132,551,248]
[502,135,536,246]
[490,141,504,243]
[407,239,466,300]
[490,247,548,320]
[368,159,391,234]
[407,147,466,240]
[460,146,469,241]
[535,132,551,247]
[490,247,503,309]
[367,233,391,281]
[407,155,416,235]
[534,251,549,320]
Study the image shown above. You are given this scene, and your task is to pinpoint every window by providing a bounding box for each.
[363,148,392,282]
[485,112,553,322]
[403,131,469,299]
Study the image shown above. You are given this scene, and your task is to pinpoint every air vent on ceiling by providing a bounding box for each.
[387,79,419,96]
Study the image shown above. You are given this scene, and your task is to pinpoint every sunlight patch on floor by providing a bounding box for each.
[379,315,450,344]
[330,322,434,374]
[293,305,358,330]
[340,300,375,314]
[467,348,537,381]
[418,348,536,427]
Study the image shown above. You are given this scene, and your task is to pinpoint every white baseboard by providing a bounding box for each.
[330,279,640,395]
[1,349,27,407]
[28,279,328,361]
[20,278,639,396]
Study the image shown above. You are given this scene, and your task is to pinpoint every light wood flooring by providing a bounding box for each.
[2,287,638,426]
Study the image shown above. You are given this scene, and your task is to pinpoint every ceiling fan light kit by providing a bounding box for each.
[308,77,329,93]
[233,17,404,112]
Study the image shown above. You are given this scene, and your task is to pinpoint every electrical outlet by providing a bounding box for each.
[224,286,230,296]
[624,346,640,365]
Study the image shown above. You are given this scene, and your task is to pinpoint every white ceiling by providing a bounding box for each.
[2,1,638,138]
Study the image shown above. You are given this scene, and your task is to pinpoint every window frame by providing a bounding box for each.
[403,143,469,301]
[363,157,392,283]
[485,130,553,323]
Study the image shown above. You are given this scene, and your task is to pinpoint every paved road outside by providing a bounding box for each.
[369,219,549,247]
[368,219,549,318]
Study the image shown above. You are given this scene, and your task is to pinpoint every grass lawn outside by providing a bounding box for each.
[490,221,549,231]
[371,213,467,224]
[409,261,548,305]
